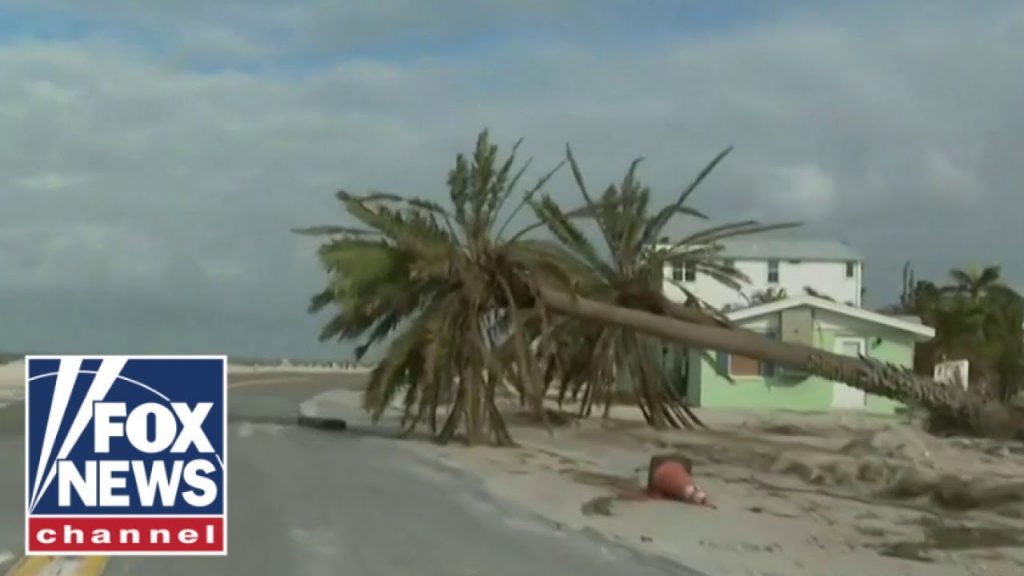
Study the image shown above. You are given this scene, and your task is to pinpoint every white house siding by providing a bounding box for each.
[663,258,862,310]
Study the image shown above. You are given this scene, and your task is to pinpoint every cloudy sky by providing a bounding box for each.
[1,1,1022,360]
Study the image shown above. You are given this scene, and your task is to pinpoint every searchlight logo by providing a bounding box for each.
[25,356,227,555]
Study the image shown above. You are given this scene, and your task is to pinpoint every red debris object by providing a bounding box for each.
[647,454,715,508]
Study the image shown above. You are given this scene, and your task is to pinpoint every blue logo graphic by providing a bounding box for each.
[25,356,227,555]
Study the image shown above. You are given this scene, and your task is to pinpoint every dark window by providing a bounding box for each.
[845,261,856,278]
[719,332,778,378]
[671,260,696,282]
[729,355,760,377]
[723,259,735,270]
[671,261,684,282]
[767,260,779,284]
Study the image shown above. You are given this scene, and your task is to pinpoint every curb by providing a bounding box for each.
[296,393,349,431]
[294,389,407,432]
[295,414,348,430]
[3,556,107,576]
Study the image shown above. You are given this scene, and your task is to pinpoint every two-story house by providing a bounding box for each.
[660,238,864,310]
[654,237,938,414]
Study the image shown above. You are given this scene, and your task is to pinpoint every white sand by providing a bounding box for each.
[376,399,1024,576]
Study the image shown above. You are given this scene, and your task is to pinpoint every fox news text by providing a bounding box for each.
[25,356,227,555]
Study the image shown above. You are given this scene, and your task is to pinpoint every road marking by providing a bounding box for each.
[4,556,107,576]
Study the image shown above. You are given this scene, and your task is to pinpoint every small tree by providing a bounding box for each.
[891,262,1023,403]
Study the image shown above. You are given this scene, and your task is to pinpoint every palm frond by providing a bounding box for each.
[565,145,616,255]
[495,160,566,240]
[530,195,617,280]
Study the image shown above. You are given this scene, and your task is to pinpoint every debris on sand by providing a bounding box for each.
[581,496,616,516]
[839,427,933,465]
[874,520,1024,564]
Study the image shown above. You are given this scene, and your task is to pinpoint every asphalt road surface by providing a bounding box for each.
[0,373,699,575]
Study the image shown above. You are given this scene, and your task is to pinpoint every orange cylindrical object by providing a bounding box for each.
[650,460,693,500]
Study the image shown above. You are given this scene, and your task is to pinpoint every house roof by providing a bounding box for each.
[726,295,935,340]
[714,239,862,262]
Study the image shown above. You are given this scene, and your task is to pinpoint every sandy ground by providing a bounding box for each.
[306,388,1024,576]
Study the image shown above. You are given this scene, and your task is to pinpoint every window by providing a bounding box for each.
[723,259,735,269]
[671,261,684,282]
[729,354,760,377]
[670,260,696,282]
[767,260,779,284]
[684,262,696,282]
[717,331,778,378]
[845,261,856,278]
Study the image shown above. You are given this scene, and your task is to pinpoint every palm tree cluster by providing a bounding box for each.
[298,130,1022,444]
[893,262,1024,403]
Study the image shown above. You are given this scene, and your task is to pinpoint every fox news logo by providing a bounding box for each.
[25,356,227,555]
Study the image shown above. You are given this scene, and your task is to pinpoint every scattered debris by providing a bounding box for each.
[581,496,616,517]
[875,521,1024,563]
[761,423,810,436]
[839,427,932,465]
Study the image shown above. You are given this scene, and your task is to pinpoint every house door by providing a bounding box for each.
[831,337,867,409]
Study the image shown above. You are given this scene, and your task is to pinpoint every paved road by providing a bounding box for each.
[1,374,698,576]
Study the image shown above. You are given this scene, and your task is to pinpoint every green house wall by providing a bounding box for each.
[695,310,919,414]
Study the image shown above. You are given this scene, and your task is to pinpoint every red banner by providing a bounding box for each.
[28,516,225,554]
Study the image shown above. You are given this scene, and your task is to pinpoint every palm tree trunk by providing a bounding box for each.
[535,285,1020,437]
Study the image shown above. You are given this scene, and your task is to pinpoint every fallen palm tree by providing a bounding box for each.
[534,284,1024,439]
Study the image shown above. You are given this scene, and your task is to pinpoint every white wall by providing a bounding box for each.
[662,258,862,310]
